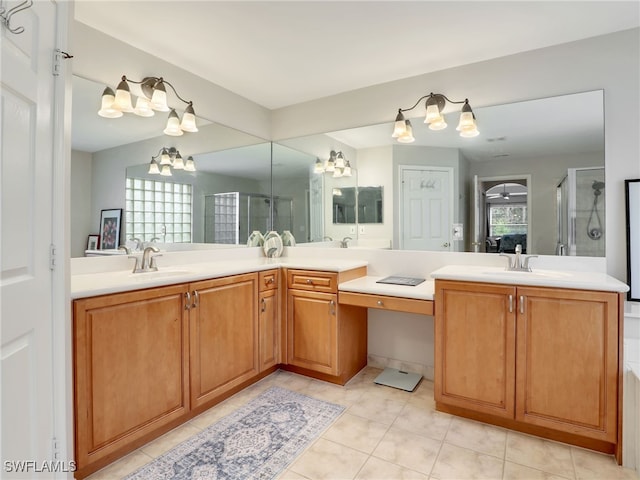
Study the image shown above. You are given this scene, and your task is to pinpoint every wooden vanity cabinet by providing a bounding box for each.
[435,279,622,460]
[258,269,280,371]
[285,267,367,385]
[73,284,190,478]
[189,272,259,412]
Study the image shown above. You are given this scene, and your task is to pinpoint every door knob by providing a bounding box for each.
[442,242,450,248]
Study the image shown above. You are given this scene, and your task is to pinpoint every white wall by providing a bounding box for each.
[70,150,93,257]
[356,146,394,244]
[272,28,640,281]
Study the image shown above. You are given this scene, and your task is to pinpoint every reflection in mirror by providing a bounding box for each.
[125,143,272,245]
[70,75,268,257]
[333,187,356,224]
[278,90,605,256]
[358,186,383,224]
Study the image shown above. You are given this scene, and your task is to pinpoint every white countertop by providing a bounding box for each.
[430,265,630,293]
[71,257,368,299]
[339,276,435,301]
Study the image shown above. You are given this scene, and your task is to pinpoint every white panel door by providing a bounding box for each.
[1,0,57,475]
[400,167,452,251]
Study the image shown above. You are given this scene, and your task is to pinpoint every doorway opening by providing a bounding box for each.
[473,175,531,253]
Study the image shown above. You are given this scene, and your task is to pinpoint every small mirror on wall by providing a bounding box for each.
[625,179,640,301]
[357,186,383,224]
[333,187,356,224]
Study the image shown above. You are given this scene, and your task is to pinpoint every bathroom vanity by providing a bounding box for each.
[69,250,629,477]
[431,265,627,463]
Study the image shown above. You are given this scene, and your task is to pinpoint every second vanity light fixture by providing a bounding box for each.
[98,75,198,136]
[148,147,196,176]
[314,150,352,178]
[392,92,479,143]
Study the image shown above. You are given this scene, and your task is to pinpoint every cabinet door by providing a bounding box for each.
[515,287,619,442]
[189,273,258,410]
[259,288,279,371]
[435,280,516,418]
[73,285,189,470]
[287,290,338,376]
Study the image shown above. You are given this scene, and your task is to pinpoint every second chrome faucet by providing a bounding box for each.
[500,244,537,272]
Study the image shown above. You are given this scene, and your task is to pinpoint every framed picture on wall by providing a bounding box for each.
[625,179,640,301]
[99,208,122,250]
[86,234,99,251]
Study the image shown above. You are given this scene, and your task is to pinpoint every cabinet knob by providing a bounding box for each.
[266,277,274,284]
[377,300,384,306]
[306,279,313,284]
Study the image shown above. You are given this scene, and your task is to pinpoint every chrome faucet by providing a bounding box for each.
[130,237,142,251]
[323,236,333,241]
[118,245,131,255]
[500,244,537,271]
[130,246,161,273]
[340,236,352,248]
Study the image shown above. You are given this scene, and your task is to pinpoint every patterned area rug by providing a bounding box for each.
[125,386,344,480]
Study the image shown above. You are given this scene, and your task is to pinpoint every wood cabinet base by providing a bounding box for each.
[282,362,366,386]
[436,402,621,462]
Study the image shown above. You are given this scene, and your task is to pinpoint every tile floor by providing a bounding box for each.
[87,368,639,480]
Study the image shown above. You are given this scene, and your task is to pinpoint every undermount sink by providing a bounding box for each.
[481,269,571,279]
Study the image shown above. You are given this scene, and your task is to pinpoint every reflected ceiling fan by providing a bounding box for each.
[486,184,527,200]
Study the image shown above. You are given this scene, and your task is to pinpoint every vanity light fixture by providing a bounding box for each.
[392,92,479,142]
[147,147,196,176]
[314,150,352,177]
[98,75,199,137]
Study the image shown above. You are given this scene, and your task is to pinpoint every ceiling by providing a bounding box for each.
[74,1,639,110]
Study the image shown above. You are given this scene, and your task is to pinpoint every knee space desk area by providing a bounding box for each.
[338,276,434,315]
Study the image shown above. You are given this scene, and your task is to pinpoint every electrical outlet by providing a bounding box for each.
[349,225,356,234]
[359,225,365,234]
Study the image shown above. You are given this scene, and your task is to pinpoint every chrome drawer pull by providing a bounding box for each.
[508,294,513,313]
[519,295,525,314]
[185,292,191,310]
[329,299,336,315]
[261,297,266,313]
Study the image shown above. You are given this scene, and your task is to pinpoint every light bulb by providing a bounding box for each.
[133,96,155,117]
[148,159,160,174]
[173,152,185,169]
[97,87,122,118]
[150,80,170,112]
[184,156,196,172]
[397,120,415,143]
[163,109,184,136]
[180,103,198,132]
[114,78,134,113]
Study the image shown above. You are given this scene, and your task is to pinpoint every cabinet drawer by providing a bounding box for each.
[287,269,337,293]
[339,291,434,315]
[259,269,279,292]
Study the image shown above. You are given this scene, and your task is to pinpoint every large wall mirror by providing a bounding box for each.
[70,75,268,257]
[275,90,606,256]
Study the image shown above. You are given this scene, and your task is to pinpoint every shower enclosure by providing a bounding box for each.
[556,167,605,256]
[204,192,293,244]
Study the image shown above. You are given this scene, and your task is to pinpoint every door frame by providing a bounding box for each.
[474,174,532,253]
[397,165,454,251]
